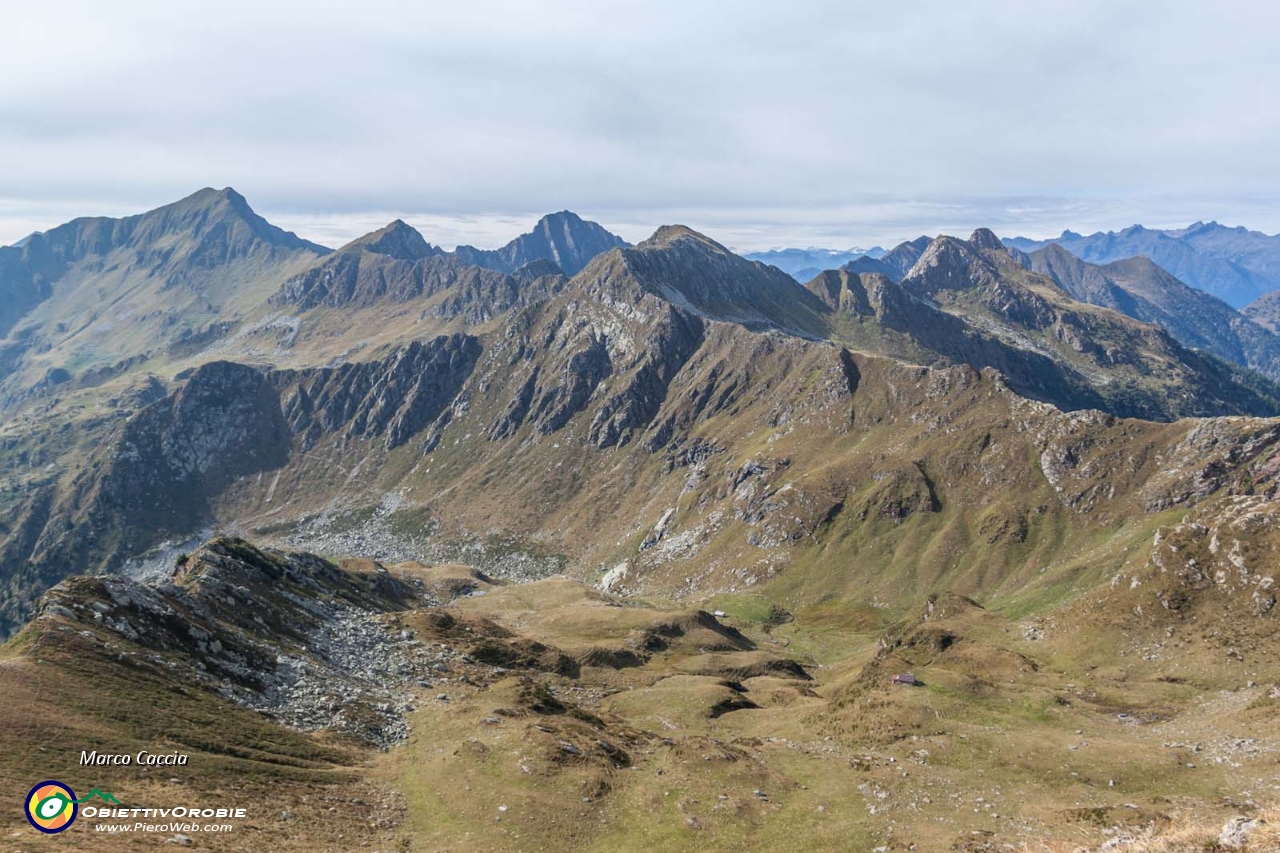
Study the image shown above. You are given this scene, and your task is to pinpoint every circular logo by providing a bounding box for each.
[25,781,77,834]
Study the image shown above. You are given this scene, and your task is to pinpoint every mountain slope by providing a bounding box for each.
[594,225,832,337]
[806,267,1114,412]
[1244,290,1280,334]
[454,210,628,276]
[907,230,1280,419]
[0,244,50,338]
[7,527,1280,851]
[1026,244,1280,380]
[1005,222,1280,308]
[4,197,1280,645]
[5,195,1280,851]
[817,230,1280,420]
[0,188,328,406]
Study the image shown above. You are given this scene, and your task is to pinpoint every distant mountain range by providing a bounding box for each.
[4,188,1280,635]
[1004,221,1280,308]
[1019,245,1280,380]
[742,246,885,282]
[829,231,1280,384]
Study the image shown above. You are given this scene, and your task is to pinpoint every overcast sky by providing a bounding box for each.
[2,0,1278,251]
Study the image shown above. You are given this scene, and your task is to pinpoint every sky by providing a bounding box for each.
[2,0,1278,252]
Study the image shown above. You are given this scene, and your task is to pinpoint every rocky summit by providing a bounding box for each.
[3,191,1280,852]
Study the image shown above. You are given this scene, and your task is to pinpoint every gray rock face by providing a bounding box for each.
[69,360,291,549]
[968,228,1004,252]
[0,337,483,630]
[277,334,482,450]
[588,308,705,449]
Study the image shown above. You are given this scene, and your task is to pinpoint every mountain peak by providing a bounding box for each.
[535,210,586,227]
[342,219,438,260]
[22,186,329,267]
[583,223,828,337]
[969,228,1004,251]
[641,225,730,254]
[454,211,627,276]
[176,186,252,215]
[1041,242,1079,262]
[899,235,997,294]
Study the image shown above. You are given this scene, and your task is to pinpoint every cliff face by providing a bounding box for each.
[276,334,482,451]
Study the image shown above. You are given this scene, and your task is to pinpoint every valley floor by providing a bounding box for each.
[3,551,1277,852]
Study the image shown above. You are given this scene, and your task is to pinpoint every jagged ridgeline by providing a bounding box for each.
[1,190,1279,637]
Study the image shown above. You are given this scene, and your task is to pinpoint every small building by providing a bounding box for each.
[891,673,917,686]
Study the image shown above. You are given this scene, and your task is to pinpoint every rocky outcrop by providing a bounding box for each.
[587,307,705,448]
[34,537,432,746]
[804,270,874,314]
[530,334,613,435]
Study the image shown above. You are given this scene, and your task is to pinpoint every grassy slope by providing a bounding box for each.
[379,572,1280,853]
[2,554,1277,852]
[0,623,401,852]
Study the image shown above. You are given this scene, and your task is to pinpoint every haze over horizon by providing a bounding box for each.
[3,0,1279,251]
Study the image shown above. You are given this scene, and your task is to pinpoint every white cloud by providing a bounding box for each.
[2,1,1279,250]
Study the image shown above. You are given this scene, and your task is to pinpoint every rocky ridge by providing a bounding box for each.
[33,537,470,747]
